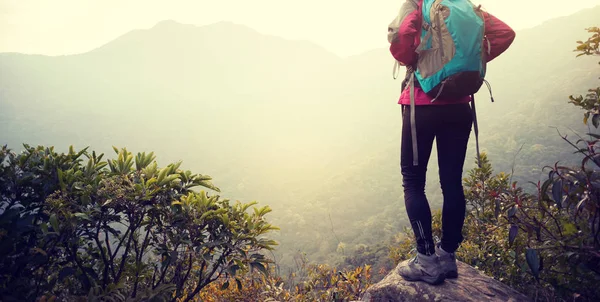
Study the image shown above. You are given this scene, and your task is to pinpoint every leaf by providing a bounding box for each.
[146,178,158,187]
[577,196,588,211]
[49,214,59,233]
[221,214,230,226]
[159,174,180,186]
[41,222,49,234]
[535,226,542,241]
[561,195,569,208]
[157,167,168,184]
[494,199,500,219]
[563,223,577,236]
[74,213,91,221]
[251,262,268,275]
[526,248,541,279]
[508,205,518,218]
[509,225,518,246]
[228,264,241,276]
[31,247,47,256]
[235,278,243,290]
[57,169,66,191]
[593,114,600,128]
[83,267,99,280]
[221,280,229,290]
[552,180,563,209]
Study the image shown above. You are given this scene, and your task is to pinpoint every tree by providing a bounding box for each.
[569,27,600,126]
[505,27,600,301]
[0,145,278,301]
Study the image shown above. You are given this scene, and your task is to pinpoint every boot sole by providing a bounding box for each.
[401,273,445,285]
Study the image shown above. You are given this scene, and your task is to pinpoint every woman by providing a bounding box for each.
[389,0,515,285]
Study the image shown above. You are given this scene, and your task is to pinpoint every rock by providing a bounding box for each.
[359,261,531,302]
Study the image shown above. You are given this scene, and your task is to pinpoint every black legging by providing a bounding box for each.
[400,103,473,256]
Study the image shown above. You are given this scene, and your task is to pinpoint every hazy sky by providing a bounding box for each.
[1,0,599,57]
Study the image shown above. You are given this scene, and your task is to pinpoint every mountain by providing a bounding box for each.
[1,6,599,272]
[0,20,348,199]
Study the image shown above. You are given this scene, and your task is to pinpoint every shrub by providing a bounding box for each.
[0,145,278,301]
[503,26,600,301]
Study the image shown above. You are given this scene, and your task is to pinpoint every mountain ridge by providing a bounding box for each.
[3,5,599,61]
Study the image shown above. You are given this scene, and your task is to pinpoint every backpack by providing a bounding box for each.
[389,0,488,100]
[416,0,487,101]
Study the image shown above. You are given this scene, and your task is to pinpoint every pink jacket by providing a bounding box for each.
[390,1,516,106]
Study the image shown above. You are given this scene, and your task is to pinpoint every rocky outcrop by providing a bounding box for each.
[359,261,530,302]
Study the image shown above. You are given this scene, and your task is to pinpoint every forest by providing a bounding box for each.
[1,4,599,302]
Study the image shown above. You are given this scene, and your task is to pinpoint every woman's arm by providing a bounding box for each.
[388,0,422,66]
[483,12,516,62]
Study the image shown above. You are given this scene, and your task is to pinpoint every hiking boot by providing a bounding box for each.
[436,243,458,279]
[397,252,445,285]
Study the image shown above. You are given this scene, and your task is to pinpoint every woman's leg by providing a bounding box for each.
[435,103,473,253]
[398,105,445,285]
[401,105,437,256]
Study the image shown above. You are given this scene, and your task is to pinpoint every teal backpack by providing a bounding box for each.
[416,0,488,100]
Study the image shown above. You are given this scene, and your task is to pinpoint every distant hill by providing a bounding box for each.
[1,5,599,272]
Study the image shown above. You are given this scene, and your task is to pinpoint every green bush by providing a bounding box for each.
[390,150,599,300]
[0,145,278,301]
[502,26,600,301]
